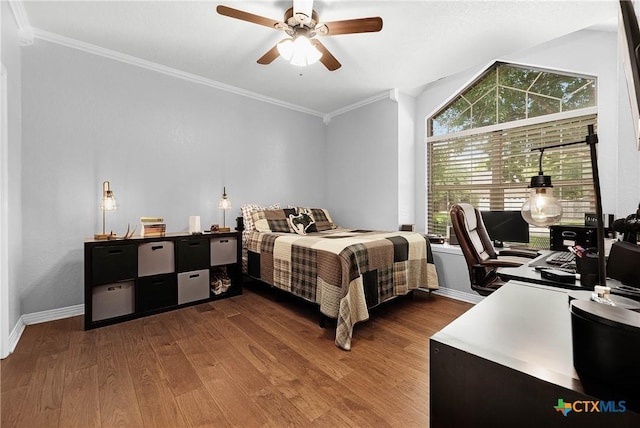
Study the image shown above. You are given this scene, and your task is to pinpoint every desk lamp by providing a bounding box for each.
[95,180,117,240]
[520,148,563,227]
[521,125,606,286]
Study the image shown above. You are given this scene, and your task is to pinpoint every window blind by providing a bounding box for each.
[427,113,597,236]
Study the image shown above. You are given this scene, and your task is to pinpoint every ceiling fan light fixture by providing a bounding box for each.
[277,38,294,60]
[277,36,322,66]
[217,2,380,71]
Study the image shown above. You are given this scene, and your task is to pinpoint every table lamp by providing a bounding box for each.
[95,180,117,240]
[218,186,232,232]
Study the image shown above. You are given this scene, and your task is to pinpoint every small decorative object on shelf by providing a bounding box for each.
[106,223,136,240]
[140,216,166,237]
[210,224,219,232]
[211,268,231,295]
[189,215,201,234]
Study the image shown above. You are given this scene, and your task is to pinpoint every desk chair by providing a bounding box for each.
[450,203,537,296]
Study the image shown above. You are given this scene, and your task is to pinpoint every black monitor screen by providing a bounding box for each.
[480,210,530,246]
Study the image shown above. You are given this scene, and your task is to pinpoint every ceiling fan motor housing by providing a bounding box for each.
[284,7,319,36]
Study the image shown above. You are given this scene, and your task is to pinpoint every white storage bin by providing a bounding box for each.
[177,269,210,304]
[210,236,237,266]
[92,281,135,321]
[138,241,175,277]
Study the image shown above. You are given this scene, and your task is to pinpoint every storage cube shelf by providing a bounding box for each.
[84,231,241,330]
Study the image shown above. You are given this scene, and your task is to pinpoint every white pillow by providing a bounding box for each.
[240,203,281,248]
[241,203,281,232]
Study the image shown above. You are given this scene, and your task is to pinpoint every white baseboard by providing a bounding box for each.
[4,317,24,359]
[21,304,84,325]
[433,287,484,305]
[2,304,84,358]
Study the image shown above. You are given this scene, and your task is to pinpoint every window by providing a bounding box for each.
[427,63,597,238]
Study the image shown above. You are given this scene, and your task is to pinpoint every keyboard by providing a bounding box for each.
[546,252,575,265]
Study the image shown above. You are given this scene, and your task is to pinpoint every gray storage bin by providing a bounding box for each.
[92,281,135,322]
[138,241,175,277]
[210,236,237,266]
[177,269,210,304]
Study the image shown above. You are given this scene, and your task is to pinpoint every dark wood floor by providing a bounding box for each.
[1,282,472,427]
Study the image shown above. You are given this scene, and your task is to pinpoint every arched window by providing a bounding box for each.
[427,62,597,245]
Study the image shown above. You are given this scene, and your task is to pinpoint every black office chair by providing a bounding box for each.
[450,203,537,296]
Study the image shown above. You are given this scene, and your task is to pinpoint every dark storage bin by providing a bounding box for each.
[136,273,177,312]
[177,237,210,273]
[92,244,137,285]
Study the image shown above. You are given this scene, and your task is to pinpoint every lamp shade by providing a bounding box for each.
[102,193,117,211]
[521,174,562,227]
[277,36,322,66]
[218,187,231,210]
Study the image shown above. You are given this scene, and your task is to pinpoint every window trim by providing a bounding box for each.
[427,106,597,144]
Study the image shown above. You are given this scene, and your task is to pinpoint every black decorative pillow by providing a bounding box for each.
[297,207,336,231]
[288,212,317,235]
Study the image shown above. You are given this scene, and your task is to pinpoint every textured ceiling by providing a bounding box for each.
[19,1,618,115]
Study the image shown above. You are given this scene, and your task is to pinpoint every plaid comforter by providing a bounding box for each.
[246,228,439,350]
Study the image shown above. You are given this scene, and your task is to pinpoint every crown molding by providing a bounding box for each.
[389,88,399,102]
[323,89,397,124]
[17,29,34,47]
[8,0,34,46]
[8,0,30,30]
[30,28,326,118]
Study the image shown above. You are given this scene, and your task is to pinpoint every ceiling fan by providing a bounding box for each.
[216,0,383,71]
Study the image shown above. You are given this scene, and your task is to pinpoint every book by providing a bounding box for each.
[140,217,164,223]
[140,217,166,237]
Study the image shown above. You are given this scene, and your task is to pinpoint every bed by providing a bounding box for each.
[240,205,439,350]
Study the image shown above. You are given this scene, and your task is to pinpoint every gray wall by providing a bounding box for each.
[2,1,24,344]
[20,40,327,314]
[326,98,399,230]
[398,92,416,227]
[415,29,640,233]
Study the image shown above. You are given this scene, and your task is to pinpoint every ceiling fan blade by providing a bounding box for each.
[257,44,282,65]
[312,40,341,71]
[318,17,383,36]
[216,5,284,30]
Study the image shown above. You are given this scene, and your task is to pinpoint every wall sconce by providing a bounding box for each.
[95,180,117,240]
[218,186,232,232]
[520,149,563,227]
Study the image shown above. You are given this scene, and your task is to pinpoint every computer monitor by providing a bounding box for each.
[480,210,530,247]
